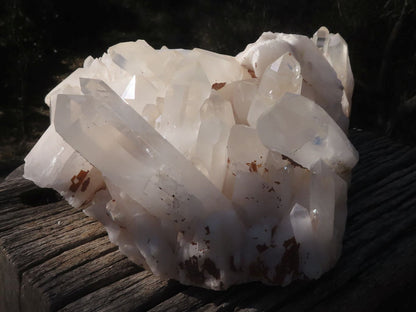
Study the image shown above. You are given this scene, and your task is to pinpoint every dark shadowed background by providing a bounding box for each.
[1,0,415,178]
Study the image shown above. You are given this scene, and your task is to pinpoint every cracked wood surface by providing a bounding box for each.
[1,130,416,312]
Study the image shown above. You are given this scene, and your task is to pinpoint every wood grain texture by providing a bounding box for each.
[0,130,415,312]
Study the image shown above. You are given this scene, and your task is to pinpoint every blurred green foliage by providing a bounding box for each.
[0,0,415,172]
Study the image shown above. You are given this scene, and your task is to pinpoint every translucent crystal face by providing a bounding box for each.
[24,27,358,290]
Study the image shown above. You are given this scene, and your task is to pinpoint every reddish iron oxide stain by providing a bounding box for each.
[274,237,300,284]
[212,82,226,90]
[80,177,90,192]
[246,161,258,173]
[69,170,89,192]
[248,69,256,78]
[179,256,221,285]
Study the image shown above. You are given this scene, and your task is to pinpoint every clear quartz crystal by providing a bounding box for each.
[256,92,358,177]
[312,26,354,118]
[247,52,302,127]
[258,52,302,100]
[24,27,358,290]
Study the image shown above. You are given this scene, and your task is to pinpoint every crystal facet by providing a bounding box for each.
[24,27,358,290]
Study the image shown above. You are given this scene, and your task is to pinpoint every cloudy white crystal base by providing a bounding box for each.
[24,27,358,290]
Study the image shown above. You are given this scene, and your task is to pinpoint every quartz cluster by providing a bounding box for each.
[24,27,358,290]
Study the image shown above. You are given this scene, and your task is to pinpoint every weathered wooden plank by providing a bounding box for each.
[0,244,21,312]
[59,271,187,312]
[21,250,141,311]
[22,236,116,287]
[0,177,108,312]
[0,178,68,312]
[308,228,416,312]
[3,213,106,273]
[193,283,274,312]
[0,130,415,312]
[19,236,117,312]
[350,162,416,205]
[0,201,73,233]
[148,287,220,312]
[0,183,62,222]
[0,177,38,207]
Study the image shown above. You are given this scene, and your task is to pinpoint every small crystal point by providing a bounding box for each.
[258,52,302,100]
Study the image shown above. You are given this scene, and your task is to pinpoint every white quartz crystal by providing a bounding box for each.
[24,27,358,290]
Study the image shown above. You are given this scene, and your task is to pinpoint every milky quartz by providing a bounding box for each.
[24,27,358,290]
